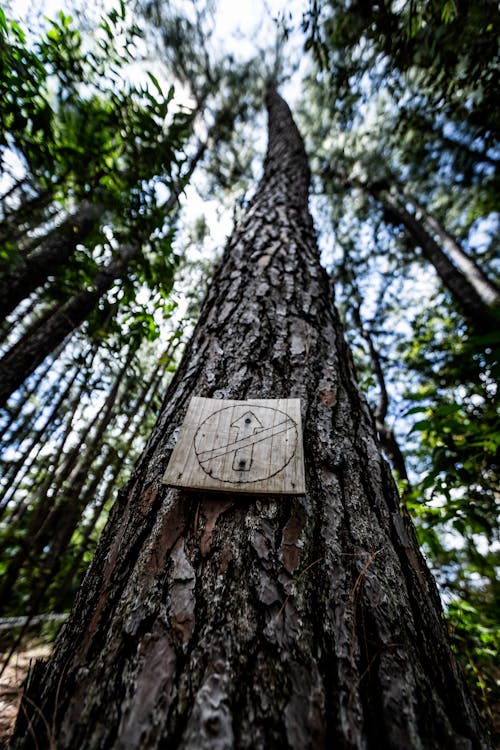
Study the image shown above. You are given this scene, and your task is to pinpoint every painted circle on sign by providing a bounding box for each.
[194,404,298,484]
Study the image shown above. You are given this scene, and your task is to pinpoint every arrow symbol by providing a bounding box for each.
[196,419,291,465]
[230,411,264,471]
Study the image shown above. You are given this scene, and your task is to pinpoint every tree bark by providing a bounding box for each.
[0,243,139,407]
[12,88,488,750]
[0,201,101,319]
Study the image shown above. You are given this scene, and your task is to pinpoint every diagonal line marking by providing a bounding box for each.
[197,420,292,464]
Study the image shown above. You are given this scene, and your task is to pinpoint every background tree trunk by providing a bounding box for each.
[0,348,133,615]
[12,88,488,750]
[0,243,139,407]
[404,196,500,309]
[351,304,410,484]
[0,365,80,512]
[377,189,498,333]
[0,201,101,319]
[335,169,499,333]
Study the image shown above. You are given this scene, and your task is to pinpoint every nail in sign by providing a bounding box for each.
[162,397,305,494]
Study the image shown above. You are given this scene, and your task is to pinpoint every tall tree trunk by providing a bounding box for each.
[0,366,80,509]
[0,348,133,616]
[0,202,101,319]
[0,243,139,407]
[351,305,410,484]
[0,294,39,346]
[12,88,488,750]
[376,190,498,333]
[417,206,500,308]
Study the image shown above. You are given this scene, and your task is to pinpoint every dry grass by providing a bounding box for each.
[0,643,52,749]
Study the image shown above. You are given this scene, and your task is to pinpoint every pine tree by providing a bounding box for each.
[12,88,488,750]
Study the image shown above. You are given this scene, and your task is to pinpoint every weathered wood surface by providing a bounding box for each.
[163,397,305,494]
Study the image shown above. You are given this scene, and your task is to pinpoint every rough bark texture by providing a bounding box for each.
[0,201,101,320]
[12,89,488,750]
[0,243,139,407]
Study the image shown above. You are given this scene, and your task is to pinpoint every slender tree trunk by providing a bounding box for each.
[42,340,179,604]
[335,169,499,333]
[377,190,498,333]
[418,209,500,308]
[12,88,488,750]
[352,306,410,484]
[0,175,32,206]
[0,184,56,244]
[34,355,165,610]
[1,307,117,514]
[0,348,133,615]
[0,202,101,319]
[56,355,173,606]
[0,243,139,406]
[393,182,499,307]
[0,293,39,346]
[0,366,80,509]
[0,346,99,521]
[0,341,63,439]
[40,349,132,507]
[16,348,130,530]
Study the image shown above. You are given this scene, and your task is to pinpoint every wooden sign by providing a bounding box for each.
[162,397,305,494]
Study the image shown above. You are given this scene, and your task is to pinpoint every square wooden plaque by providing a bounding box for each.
[162,397,305,494]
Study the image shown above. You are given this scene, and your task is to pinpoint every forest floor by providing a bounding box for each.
[0,642,52,749]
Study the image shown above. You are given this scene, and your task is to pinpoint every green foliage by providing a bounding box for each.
[0,5,195,343]
[0,5,194,223]
[399,314,499,730]
[303,0,500,141]
[447,596,499,722]
[403,312,499,515]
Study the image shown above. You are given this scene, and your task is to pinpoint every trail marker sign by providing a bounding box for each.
[162,397,305,494]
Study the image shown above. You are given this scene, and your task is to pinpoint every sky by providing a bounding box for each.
[9,0,307,55]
